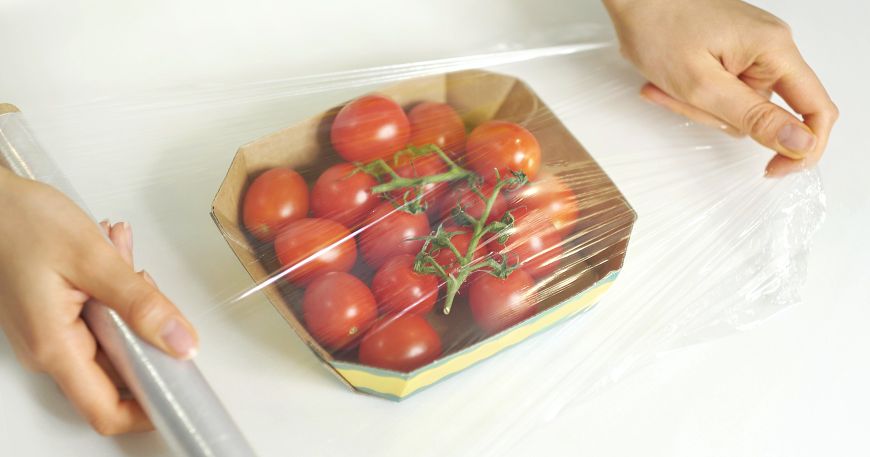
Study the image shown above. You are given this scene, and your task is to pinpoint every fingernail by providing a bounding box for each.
[161,318,198,359]
[639,91,657,105]
[142,270,157,287]
[720,124,743,138]
[777,124,816,156]
[121,222,133,251]
[765,167,788,178]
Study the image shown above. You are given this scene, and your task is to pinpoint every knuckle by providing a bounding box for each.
[741,102,780,139]
[829,101,840,121]
[753,10,792,42]
[768,17,793,41]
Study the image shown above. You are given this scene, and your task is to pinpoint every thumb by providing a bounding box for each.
[683,63,816,160]
[69,240,199,360]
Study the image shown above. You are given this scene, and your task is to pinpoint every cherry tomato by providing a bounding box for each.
[243,167,309,241]
[489,210,564,280]
[371,255,438,315]
[274,218,357,285]
[437,183,508,226]
[302,272,378,350]
[359,315,442,372]
[359,202,431,268]
[310,162,380,229]
[330,95,410,163]
[508,174,580,237]
[407,102,467,159]
[390,152,449,212]
[429,227,490,276]
[469,269,537,334]
[465,121,541,182]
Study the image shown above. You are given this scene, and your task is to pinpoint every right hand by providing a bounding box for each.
[0,168,199,435]
[603,0,838,177]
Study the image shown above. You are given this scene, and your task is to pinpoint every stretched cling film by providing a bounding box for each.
[4,35,824,457]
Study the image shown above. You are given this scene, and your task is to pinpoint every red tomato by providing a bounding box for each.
[437,183,508,226]
[274,218,357,285]
[330,95,410,163]
[469,269,537,334]
[310,162,380,228]
[508,174,580,237]
[407,102,467,159]
[302,272,378,350]
[371,255,439,315]
[489,210,564,280]
[359,315,442,372]
[390,152,449,212]
[359,203,431,268]
[243,168,309,241]
[465,121,541,182]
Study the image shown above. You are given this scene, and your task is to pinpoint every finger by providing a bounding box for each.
[641,83,743,137]
[764,153,806,178]
[48,329,153,435]
[109,222,134,267]
[99,220,111,237]
[773,49,839,167]
[736,75,776,104]
[764,112,836,177]
[94,347,126,391]
[67,243,198,359]
[682,58,816,159]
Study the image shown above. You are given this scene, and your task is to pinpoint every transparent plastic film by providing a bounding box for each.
[6,36,824,457]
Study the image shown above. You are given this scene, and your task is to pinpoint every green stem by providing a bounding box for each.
[465,257,504,274]
[370,145,472,194]
[441,179,512,314]
[441,235,464,263]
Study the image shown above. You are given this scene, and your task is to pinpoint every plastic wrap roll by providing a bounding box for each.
[0,105,256,457]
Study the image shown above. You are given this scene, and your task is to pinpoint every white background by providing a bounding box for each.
[1,1,868,456]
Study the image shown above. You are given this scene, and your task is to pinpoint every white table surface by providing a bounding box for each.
[1,1,868,456]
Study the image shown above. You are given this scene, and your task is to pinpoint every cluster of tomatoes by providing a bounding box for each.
[241,94,580,373]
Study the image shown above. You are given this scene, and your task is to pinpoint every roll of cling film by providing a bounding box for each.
[0,108,256,457]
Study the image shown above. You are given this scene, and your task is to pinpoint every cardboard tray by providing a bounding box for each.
[211,69,637,400]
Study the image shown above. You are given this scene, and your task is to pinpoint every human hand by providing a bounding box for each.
[603,0,838,177]
[0,169,199,435]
